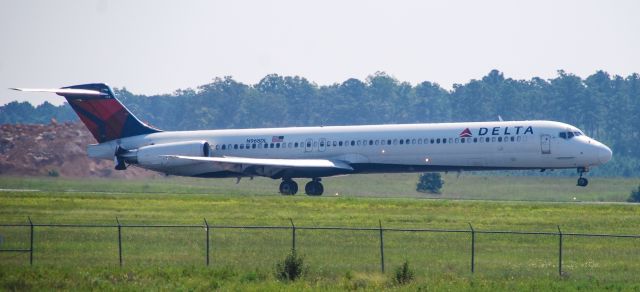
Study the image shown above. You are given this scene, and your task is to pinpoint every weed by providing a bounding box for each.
[275,250,305,281]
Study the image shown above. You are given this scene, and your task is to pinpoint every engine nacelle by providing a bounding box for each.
[135,141,210,168]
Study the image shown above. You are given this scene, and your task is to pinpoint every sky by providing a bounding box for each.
[1,0,638,105]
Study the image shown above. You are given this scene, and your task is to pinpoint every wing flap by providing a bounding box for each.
[166,155,353,170]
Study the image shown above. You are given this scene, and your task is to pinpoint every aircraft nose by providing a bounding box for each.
[598,144,612,164]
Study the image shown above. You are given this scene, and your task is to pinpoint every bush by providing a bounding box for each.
[393,260,415,285]
[416,173,444,194]
[275,250,305,281]
[627,185,640,203]
[47,169,59,177]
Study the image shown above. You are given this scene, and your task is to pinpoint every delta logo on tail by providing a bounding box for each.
[459,128,472,137]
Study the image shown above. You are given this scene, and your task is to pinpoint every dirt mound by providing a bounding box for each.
[0,121,156,178]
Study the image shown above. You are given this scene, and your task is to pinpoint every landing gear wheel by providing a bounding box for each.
[576,167,589,187]
[577,177,588,187]
[305,180,324,196]
[279,179,298,195]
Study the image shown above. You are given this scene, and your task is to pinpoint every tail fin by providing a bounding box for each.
[11,83,160,143]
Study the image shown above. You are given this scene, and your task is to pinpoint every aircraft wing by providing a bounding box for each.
[165,155,354,178]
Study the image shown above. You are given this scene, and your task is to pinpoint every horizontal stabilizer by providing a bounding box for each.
[165,155,354,170]
[10,88,108,96]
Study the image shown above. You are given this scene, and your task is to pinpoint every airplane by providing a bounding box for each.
[11,83,612,195]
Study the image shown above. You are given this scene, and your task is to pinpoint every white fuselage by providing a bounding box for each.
[88,120,612,179]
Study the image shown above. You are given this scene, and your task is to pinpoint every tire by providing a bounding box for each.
[305,181,324,196]
[280,180,298,195]
[577,177,588,187]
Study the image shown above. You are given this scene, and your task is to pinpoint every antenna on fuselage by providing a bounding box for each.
[498,115,504,122]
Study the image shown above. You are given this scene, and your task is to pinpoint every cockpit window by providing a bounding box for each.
[559,131,584,140]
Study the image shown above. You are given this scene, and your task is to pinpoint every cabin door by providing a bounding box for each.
[540,134,551,154]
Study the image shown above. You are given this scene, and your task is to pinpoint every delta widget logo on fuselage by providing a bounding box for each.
[459,126,534,137]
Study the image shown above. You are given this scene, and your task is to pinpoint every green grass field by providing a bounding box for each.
[1,175,639,291]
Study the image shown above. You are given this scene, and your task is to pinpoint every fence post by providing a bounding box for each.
[204,218,210,266]
[469,223,475,273]
[289,218,296,252]
[557,225,563,276]
[379,219,385,273]
[116,217,122,267]
[28,216,33,266]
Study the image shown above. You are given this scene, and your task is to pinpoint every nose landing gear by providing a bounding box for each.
[577,167,589,187]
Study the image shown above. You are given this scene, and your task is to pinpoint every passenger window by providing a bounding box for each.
[369,140,374,145]
[443,138,447,144]
[393,139,398,145]
[240,144,245,149]
[276,143,281,148]
[455,138,460,143]
[307,142,312,147]
[405,139,410,144]
[412,139,417,144]
[387,139,392,145]
[333,141,337,146]
[234,144,238,149]
[498,137,502,142]
[436,138,441,144]
[473,138,478,143]
[461,138,465,143]
[448,138,453,144]
[215,145,220,150]
[491,137,496,142]
[375,140,380,145]
[221,145,226,150]
[485,137,490,143]
[252,144,257,149]
[351,141,355,146]
[399,139,404,145]
[517,136,521,142]
[357,140,361,146]
[430,139,435,144]
[270,143,275,148]
[510,136,515,142]
[339,141,343,146]
[294,142,299,148]
[417,139,422,144]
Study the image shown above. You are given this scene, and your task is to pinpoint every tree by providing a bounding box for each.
[416,173,444,194]
[627,185,640,203]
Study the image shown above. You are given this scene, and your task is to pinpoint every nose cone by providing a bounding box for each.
[598,144,613,164]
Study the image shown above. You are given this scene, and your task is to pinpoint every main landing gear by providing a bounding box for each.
[305,178,324,196]
[279,178,324,196]
[577,167,589,187]
[279,179,298,195]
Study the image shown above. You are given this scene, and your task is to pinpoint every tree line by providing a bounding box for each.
[1,70,638,177]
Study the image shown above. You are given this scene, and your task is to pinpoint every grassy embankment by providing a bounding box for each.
[1,175,639,290]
